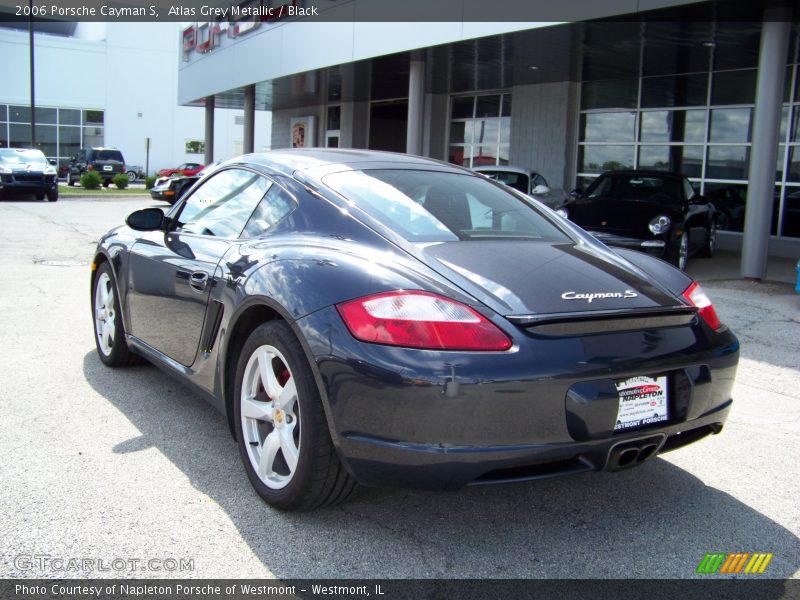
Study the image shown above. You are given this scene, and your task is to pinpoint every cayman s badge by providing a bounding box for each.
[561,290,638,303]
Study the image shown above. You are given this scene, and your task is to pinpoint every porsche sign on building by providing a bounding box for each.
[177,0,800,277]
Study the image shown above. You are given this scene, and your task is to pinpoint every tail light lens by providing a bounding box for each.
[337,291,512,351]
[682,281,722,331]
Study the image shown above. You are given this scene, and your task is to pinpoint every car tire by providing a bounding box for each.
[46,189,58,202]
[35,193,45,201]
[67,173,75,187]
[233,320,356,511]
[102,180,111,188]
[698,218,716,258]
[669,231,690,271]
[126,171,137,183]
[92,262,143,367]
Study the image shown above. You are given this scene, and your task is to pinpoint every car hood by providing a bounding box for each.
[417,240,680,316]
[565,197,681,232]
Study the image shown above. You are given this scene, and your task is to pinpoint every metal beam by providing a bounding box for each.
[204,95,215,165]
[243,85,256,154]
[406,53,425,155]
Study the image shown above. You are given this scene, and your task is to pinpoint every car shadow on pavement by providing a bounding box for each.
[83,351,799,582]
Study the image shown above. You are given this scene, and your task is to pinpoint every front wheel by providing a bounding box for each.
[47,189,58,202]
[233,321,356,511]
[669,231,690,271]
[126,171,137,183]
[92,263,141,367]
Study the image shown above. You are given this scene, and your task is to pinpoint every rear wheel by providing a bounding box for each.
[92,262,142,367]
[35,193,45,201]
[126,171,137,183]
[233,321,356,511]
[67,172,76,186]
[102,180,111,188]
[698,219,716,258]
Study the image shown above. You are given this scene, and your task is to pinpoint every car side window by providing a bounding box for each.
[533,174,548,188]
[683,178,695,200]
[174,168,270,239]
[241,184,296,238]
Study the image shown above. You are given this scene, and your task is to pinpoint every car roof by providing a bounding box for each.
[228,148,469,180]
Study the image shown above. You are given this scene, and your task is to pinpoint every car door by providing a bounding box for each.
[682,177,709,252]
[126,167,271,366]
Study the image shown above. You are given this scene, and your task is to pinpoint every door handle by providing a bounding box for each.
[190,271,209,292]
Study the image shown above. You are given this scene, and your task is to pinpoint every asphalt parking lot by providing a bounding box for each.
[0,196,798,580]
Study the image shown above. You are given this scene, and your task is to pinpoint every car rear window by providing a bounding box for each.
[323,169,570,243]
[92,150,124,161]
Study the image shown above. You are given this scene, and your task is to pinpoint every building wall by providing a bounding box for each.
[271,106,325,150]
[509,81,577,190]
[0,23,270,173]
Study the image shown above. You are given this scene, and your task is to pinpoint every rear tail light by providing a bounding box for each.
[682,281,722,331]
[337,291,512,351]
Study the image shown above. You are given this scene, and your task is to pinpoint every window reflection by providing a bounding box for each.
[710,108,752,143]
[707,146,750,179]
[638,145,703,177]
[580,112,635,142]
[640,110,705,143]
[578,145,634,173]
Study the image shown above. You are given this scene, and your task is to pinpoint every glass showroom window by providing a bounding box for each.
[448,93,511,168]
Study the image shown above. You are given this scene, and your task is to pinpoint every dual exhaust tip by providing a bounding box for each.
[606,434,666,471]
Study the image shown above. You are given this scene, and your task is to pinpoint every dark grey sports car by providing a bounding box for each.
[91,149,739,511]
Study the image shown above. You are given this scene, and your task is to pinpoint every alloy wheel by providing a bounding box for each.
[678,233,689,271]
[240,344,300,490]
[94,272,116,356]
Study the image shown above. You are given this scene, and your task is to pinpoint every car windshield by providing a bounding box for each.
[0,149,47,166]
[93,150,123,161]
[323,169,569,243]
[585,174,682,205]
[478,170,529,194]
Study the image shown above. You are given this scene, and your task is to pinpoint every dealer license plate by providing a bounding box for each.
[614,375,669,432]
[103,165,112,171]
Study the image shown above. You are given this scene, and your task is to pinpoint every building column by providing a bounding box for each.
[204,95,214,165]
[243,84,256,154]
[741,9,792,279]
[406,52,425,155]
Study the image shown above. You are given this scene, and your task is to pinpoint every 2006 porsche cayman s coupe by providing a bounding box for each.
[91,149,739,511]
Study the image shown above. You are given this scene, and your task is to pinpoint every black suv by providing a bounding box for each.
[67,147,125,187]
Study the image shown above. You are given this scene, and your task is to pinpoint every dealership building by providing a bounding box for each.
[0,21,270,175]
[177,0,800,278]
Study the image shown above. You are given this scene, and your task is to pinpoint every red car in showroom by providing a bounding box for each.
[157,162,204,178]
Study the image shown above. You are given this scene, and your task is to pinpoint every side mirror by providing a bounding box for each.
[126,207,165,231]
[570,188,582,198]
[531,184,550,195]
[49,159,57,166]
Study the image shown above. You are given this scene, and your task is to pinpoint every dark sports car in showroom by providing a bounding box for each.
[563,170,716,271]
[91,150,739,511]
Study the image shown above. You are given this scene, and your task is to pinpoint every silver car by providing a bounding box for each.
[473,165,568,209]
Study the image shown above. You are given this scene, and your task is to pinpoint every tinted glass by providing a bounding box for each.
[501,95,512,117]
[781,186,800,237]
[711,70,756,105]
[580,112,636,142]
[8,106,30,123]
[584,173,682,204]
[176,169,270,238]
[710,108,752,143]
[92,150,124,161]
[327,105,341,131]
[641,73,708,108]
[580,79,638,110]
[0,105,6,121]
[578,145,634,173]
[638,145,704,178]
[703,183,747,231]
[707,146,750,179]
[475,95,501,118]
[8,124,31,148]
[323,169,570,242]
[242,184,295,238]
[451,97,474,119]
[59,109,80,126]
[786,146,800,183]
[83,110,104,125]
[640,110,706,143]
[35,107,57,124]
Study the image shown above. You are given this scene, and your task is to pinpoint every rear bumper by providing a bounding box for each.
[295,306,739,490]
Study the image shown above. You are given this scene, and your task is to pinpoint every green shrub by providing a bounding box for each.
[80,171,102,190]
[145,176,157,190]
[112,174,130,189]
